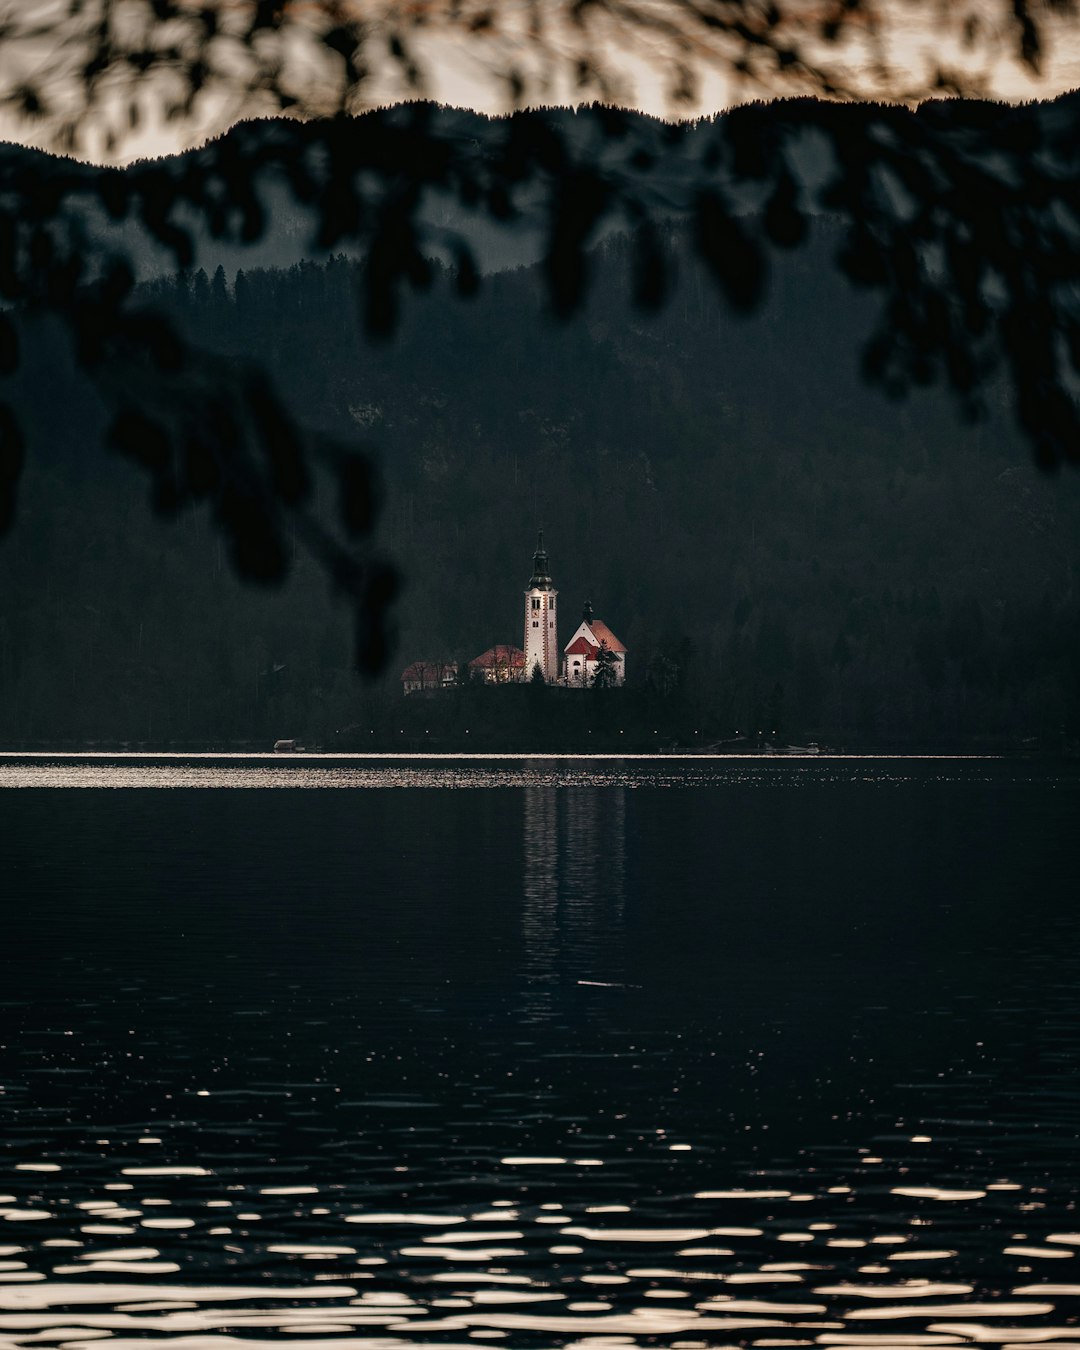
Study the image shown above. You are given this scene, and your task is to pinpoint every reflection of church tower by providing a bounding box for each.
[524,532,558,682]
[522,786,559,1016]
[521,786,628,1014]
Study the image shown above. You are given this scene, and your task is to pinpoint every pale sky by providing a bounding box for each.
[2,2,1080,164]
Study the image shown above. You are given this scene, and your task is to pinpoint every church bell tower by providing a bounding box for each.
[524,532,558,682]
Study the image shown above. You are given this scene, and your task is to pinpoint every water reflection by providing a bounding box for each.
[0,752,1054,791]
[0,759,1079,1350]
[522,786,626,1013]
[522,785,558,1015]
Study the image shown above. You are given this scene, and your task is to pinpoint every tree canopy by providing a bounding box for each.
[4,239,1076,749]
[593,641,620,691]
[2,1,1080,673]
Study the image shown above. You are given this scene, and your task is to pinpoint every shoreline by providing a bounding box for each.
[0,747,1066,761]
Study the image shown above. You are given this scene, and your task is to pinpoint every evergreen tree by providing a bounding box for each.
[592,641,619,690]
[211,264,229,306]
[2,243,1079,747]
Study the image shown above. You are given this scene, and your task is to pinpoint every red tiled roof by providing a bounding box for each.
[469,644,527,669]
[565,636,599,658]
[587,620,626,653]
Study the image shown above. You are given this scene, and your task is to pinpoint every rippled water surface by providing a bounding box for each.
[2,755,1079,1350]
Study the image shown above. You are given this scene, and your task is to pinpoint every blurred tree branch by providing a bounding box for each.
[1,0,1079,674]
[2,0,1076,156]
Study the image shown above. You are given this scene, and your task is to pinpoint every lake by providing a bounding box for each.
[1,754,1079,1350]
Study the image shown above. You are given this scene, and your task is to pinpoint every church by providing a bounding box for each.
[524,534,627,687]
[562,601,627,687]
[400,534,627,692]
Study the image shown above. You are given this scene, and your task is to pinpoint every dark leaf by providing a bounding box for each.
[0,313,18,376]
[1015,3,1042,70]
[128,312,184,372]
[454,243,481,298]
[0,213,22,302]
[182,432,220,498]
[363,265,396,337]
[724,108,773,181]
[0,401,25,536]
[764,172,808,248]
[109,406,171,476]
[837,229,889,287]
[337,452,378,537]
[352,562,400,674]
[632,223,667,310]
[217,485,288,583]
[695,192,765,312]
[545,168,609,317]
[247,378,310,506]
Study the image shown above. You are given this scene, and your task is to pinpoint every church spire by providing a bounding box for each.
[528,531,553,590]
[524,530,558,682]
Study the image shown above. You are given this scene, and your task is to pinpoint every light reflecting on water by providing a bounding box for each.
[1,756,1079,1350]
[0,752,1044,791]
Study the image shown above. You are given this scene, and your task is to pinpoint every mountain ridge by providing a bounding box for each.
[7,90,1080,280]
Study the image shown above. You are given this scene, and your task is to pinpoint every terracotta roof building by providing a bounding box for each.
[584,619,626,654]
[564,635,599,660]
[563,601,627,687]
[400,539,628,697]
[469,644,527,684]
[402,660,458,695]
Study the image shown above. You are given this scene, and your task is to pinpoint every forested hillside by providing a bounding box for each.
[2,222,1079,747]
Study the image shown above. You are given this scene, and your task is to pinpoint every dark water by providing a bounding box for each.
[1,755,1080,1350]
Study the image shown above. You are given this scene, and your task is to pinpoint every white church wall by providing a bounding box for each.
[524,587,559,681]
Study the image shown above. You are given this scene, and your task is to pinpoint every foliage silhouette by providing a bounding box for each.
[1,1,1080,672]
[592,640,620,690]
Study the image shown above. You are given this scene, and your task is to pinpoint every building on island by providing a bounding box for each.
[469,644,527,684]
[521,533,626,686]
[562,600,627,687]
[401,659,458,695]
[524,532,559,682]
[400,536,627,692]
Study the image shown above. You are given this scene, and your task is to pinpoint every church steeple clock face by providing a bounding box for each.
[524,532,558,682]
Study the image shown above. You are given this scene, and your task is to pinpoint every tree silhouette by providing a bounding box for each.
[1,0,1079,674]
[593,640,620,690]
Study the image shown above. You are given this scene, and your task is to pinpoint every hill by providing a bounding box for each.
[2,217,1078,748]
